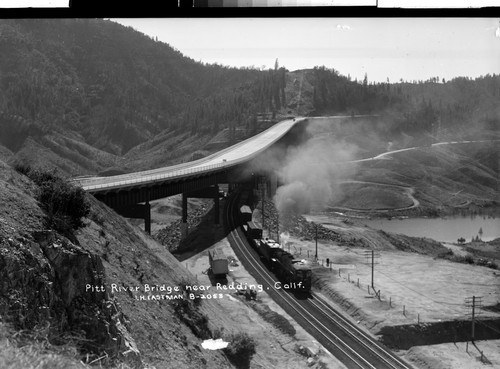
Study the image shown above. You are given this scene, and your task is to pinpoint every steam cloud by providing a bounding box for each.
[274,122,359,215]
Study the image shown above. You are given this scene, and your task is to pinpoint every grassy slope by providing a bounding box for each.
[330,139,499,217]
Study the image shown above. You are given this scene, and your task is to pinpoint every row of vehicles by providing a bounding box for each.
[240,205,312,293]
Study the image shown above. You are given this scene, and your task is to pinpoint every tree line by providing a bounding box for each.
[309,66,499,141]
[0,19,288,155]
[1,19,497,157]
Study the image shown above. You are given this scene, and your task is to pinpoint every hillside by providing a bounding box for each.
[1,17,499,369]
[0,19,288,176]
[342,139,499,217]
[1,19,498,178]
[0,160,244,368]
[1,157,351,369]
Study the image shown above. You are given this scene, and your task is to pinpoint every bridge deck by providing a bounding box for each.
[75,118,303,192]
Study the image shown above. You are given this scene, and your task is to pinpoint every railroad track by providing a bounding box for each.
[224,192,413,369]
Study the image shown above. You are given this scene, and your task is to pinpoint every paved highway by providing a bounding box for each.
[74,117,304,192]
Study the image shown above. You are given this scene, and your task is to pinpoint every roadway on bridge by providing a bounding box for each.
[75,117,303,192]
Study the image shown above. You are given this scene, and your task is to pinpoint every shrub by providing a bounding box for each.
[223,332,256,368]
[171,295,210,340]
[464,255,474,264]
[14,163,90,234]
[13,161,32,176]
[172,298,190,318]
[211,327,225,339]
[473,258,498,269]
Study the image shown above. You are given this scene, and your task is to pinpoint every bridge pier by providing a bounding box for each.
[180,222,188,239]
[182,193,188,238]
[260,173,277,200]
[214,191,220,225]
[269,172,278,198]
[115,201,151,234]
[145,201,151,234]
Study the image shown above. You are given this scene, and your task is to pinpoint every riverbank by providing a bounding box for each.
[319,214,499,243]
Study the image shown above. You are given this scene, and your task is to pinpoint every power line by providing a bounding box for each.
[375,266,500,334]
[375,268,469,315]
[375,268,500,338]
[363,250,380,289]
[465,296,482,341]
[350,252,500,341]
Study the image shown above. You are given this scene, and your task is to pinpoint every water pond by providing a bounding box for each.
[360,216,500,243]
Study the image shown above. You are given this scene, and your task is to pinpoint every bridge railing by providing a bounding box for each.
[82,161,230,191]
[79,117,307,192]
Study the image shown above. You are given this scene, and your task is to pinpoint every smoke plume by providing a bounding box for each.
[274,121,359,215]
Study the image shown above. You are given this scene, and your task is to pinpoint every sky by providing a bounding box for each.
[111,18,500,83]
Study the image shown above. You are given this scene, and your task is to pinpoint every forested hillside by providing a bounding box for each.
[0,19,288,174]
[0,19,498,176]
[308,67,500,144]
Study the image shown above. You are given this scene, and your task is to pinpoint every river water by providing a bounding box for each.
[359,216,500,243]
[304,134,500,243]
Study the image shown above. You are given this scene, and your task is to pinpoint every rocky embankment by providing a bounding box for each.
[154,200,213,253]
[0,163,140,367]
[0,229,140,366]
[0,161,234,368]
[258,199,344,243]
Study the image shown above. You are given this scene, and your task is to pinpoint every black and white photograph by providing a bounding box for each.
[0,13,499,369]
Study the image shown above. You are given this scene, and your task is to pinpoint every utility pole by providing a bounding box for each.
[276,211,280,243]
[315,224,318,260]
[261,178,265,232]
[363,250,380,289]
[472,296,476,341]
[371,250,374,288]
[465,296,482,342]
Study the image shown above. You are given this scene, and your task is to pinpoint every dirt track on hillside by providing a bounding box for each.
[328,180,420,213]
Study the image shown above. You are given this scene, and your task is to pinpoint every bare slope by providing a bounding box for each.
[336,141,499,217]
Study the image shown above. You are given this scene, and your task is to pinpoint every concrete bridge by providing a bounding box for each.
[74,117,309,234]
